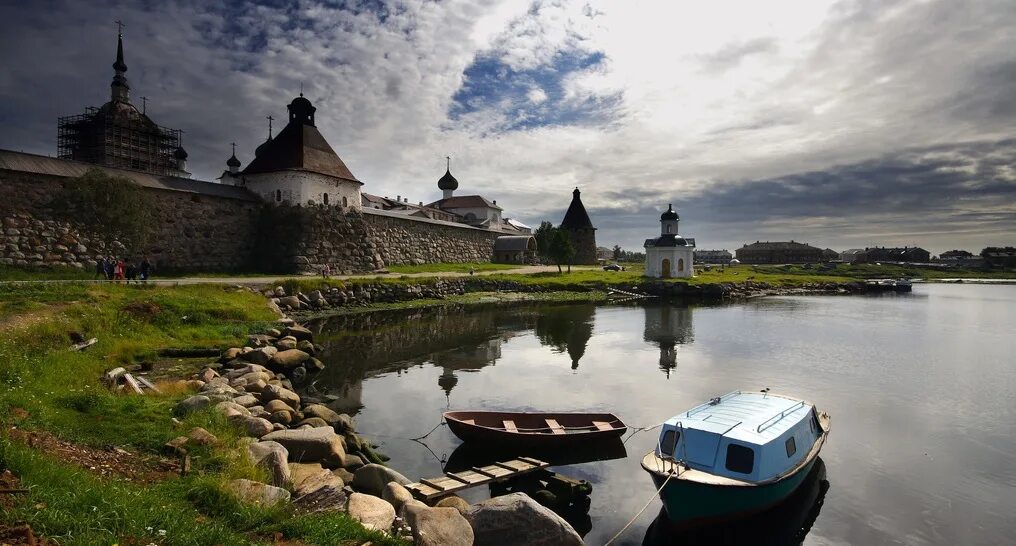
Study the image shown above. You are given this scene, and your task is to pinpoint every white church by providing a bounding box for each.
[644,204,696,278]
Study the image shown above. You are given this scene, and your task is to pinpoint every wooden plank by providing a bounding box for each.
[70,338,98,351]
[122,373,144,395]
[592,421,613,432]
[494,460,534,472]
[135,375,162,393]
[545,419,565,434]
[516,456,548,466]
[420,477,465,493]
[447,470,488,485]
[477,465,514,479]
[502,420,518,432]
[470,466,501,478]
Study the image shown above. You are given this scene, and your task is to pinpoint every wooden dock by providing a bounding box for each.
[405,457,550,501]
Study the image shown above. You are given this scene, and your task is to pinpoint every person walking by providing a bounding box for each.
[94,258,105,280]
[125,261,138,283]
[114,258,125,281]
[139,257,152,282]
[104,257,115,280]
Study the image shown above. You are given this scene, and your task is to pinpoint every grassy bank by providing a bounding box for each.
[0,283,402,545]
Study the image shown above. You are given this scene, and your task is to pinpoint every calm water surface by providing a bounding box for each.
[308,284,1016,545]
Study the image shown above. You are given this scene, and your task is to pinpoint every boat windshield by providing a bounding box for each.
[660,428,680,457]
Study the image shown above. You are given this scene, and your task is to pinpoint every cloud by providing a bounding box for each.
[0,0,1013,257]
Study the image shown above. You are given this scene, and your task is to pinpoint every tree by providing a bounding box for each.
[548,229,575,273]
[612,245,622,261]
[534,221,556,263]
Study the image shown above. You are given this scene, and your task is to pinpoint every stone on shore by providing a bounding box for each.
[465,492,583,546]
[261,427,346,468]
[285,325,314,341]
[302,404,341,425]
[346,492,396,531]
[215,401,251,418]
[227,478,290,506]
[381,482,413,513]
[246,346,278,366]
[293,484,348,514]
[186,427,219,446]
[261,384,301,409]
[173,395,211,416]
[247,441,291,487]
[231,415,273,438]
[295,417,330,429]
[352,464,411,497]
[435,495,471,515]
[269,349,310,370]
[232,394,259,407]
[404,503,474,546]
[289,462,345,496]
[221,347,243,362]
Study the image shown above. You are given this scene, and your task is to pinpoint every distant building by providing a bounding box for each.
[821,248,839,262]
[860,246,930,264]
[735,241,824,264]
[644,204,696,278]
[505,218,532,234]
[694,249,731,264]
[939,249,974,260]
[596,246,614,261]
[839,248,865,263]
[981,247,1016,268]
[426,159,509,230]
[559,188,598,265]
[493,235,537,264]
[57,29,188,177]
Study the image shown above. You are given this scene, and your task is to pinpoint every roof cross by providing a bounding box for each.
[115,19,125,35]
[267,115,274,139]
[446,155,451,170]
[140,96,148,114]
[231,142,236,156]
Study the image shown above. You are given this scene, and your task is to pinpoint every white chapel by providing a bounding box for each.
[644,204,696,278]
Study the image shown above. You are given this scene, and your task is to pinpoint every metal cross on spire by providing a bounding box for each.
[231,142,236,156]
[140,96,148,114]
[300,82,304,97]
[446,155,451,170]
[267,115,274,139]
[115,19,125,35]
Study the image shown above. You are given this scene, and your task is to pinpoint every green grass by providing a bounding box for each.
[0,264,96,281]
[0,283,404,544]
[386,262,521,274]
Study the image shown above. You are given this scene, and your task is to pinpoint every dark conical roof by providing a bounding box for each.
[254,137,272,157]
[560,187,595,229]
[242,108,360,184]
[438,168,458,190]
[661,203,678,221]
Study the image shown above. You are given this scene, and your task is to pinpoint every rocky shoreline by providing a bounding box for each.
[166,316,584,545]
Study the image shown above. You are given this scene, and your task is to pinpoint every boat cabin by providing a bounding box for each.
[655,391,823,483]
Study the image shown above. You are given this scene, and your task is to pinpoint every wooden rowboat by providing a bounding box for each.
[443,410,627,448]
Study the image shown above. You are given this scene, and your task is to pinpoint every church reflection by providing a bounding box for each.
[642,304,694,378]
[533,304,596,369]
[434,336,510,403]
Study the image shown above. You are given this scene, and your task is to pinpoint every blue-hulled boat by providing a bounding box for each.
[641,390,831,526]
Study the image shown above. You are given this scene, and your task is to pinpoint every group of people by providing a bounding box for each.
[95,257,152,282]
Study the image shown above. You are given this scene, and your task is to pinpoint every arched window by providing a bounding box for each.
[666,224,672,233]
[465,212,477,221]
[678,258,685,272]
[323,193,329,205]
[275,189,282,202]
[342,196,348,207]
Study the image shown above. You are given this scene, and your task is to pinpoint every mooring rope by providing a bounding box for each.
[602,468,675,546]
[622,422,664,445]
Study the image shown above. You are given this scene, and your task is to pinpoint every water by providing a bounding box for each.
[307,284,1016,545]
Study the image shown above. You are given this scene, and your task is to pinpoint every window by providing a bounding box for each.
[666,224,672,233]
[323,193,329,205]
[725,444,755,474]
[342,196,348,207]
[660,429,680,457]
[785,436,797,457]
[678,258,684,272]
[275,189,282,202]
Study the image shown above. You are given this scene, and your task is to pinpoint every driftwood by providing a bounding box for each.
[70,337,98,351]
[122,373,144,395]
[135,375,162,393]
[103,368,159,395]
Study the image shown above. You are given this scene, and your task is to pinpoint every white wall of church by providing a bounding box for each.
[243,171,361,209]
[444,206,501,225]
[645,247,695,278]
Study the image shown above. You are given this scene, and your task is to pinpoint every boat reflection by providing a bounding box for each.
[443,437,627,472]
[642,458,829,546]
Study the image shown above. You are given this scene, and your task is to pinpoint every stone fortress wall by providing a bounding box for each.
[0,170,499,273]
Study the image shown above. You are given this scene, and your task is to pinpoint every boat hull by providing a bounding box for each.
[648,457,817,526]
[444,410,626,449]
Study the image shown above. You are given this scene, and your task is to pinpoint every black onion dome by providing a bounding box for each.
[173,146,188,160]
[438,168,459,191]
[287,95,316,125]
[254,138,272,157]
[226,154,241,168]
[661,203,679,221]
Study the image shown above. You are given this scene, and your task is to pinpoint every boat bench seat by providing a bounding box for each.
[502,420,518,432]
[545,419,566,434]
[592,421,613,432]
[462,419,475,425]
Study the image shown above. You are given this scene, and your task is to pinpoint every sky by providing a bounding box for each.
[0,0,1013,255]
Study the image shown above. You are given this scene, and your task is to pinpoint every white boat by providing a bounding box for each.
[641,390,831,525]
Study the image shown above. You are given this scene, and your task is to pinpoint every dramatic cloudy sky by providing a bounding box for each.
[1,0,1013,254]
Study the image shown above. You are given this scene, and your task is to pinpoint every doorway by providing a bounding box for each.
[661,258,671,278]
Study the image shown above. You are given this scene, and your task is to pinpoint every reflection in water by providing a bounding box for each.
[534,304,596,369]
[643,305,694,378]
[643,458,829,546]
[444,438,628,472]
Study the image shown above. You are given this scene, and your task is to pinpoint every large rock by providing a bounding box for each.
[302,404,341,425]
[269,349,310,371]
[248,441,291,487]
[295,417,330,429]
[231,415,273,438]
[264,399,295,414]
[246,346,278,366]
[275,338,298,351]
[404,503,474,546]
[435,495,471,515]
[215,401,251,418]
[261,384,301,409]
[261,427,346,468]
[381,482,413,513]
[346,492,396,531]
[285,324,314,341]
[173,395,211,416]
[293,484,348,514]
[227,478,290,506]
[465,492,583,546]
[186,427,219,446]
[352,464,411,497]
[289,463,345,496]
[278,295,301,309]
[232,394,259,407]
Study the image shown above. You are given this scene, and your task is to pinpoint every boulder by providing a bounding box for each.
[261,427,347,468]
[333,467,355,484]
[232,394,259,407]
[289,463,345,496]
[296,339,315,353]
[435,495,471,515]
[246,346,278,366]
[247,441,290,487]
[381,482,413,513]
[198,367,219,383]
[215,401,251,418]
[285,324,314,341]
[404,503,474,546]
[261,384,301,409]
[343,454,365,471]
[163,436,189,456]
[221,347,243,362]
[244,379,268,393]
[302,404,341,425]
[334,413,356,434]
[186,427,219,446]
[293,484,347,514]
[269,410,294,426]
[306,357,326,372]
[346,492,396,531]
[264,399,295,414]
[352,464,411,497]
[173,395,211,416]
[232,415,273,438]
[278,295,301,309]
[226,478,290,506]
[296,417,330,429]
[269,349,310,370]
[465,492,583,546]
[275,338,298,351]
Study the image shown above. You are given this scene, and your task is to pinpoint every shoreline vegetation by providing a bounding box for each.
[1,263,1013,543]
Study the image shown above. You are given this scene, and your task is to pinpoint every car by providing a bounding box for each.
[602,263,622,271]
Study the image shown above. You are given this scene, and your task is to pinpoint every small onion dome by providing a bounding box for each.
[661,203,679,221]
[226,154,241,168]
[173,146,188,160]
[438,168,459,191]
[288,94,316,125]
[254,137,271,157]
